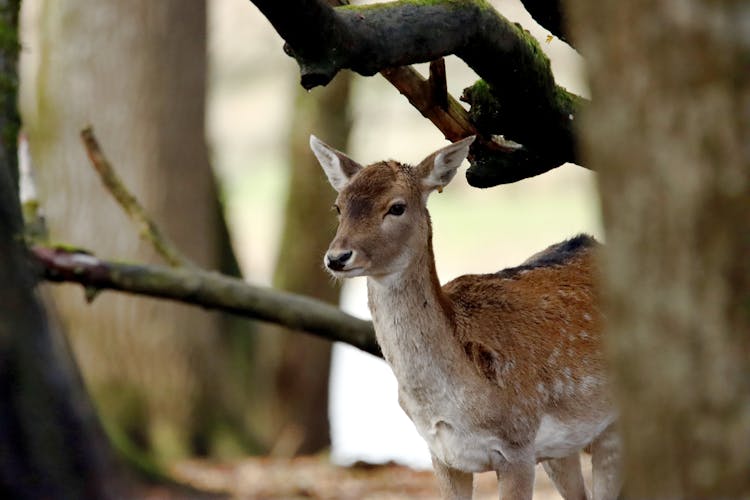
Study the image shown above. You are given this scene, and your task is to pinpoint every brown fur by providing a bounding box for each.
[447,245,609,445]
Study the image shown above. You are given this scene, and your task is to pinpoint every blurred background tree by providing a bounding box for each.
[568,0,750,496]
[19,0,257,464]
[250,70,352,456]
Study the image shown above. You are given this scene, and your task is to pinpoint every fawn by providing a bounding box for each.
[311,135,621,500]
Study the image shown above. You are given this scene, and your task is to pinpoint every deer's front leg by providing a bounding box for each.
[432,456,474,500]
[496,460,535,500]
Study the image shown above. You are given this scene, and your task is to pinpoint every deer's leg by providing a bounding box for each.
[590,424,622,500]
[542,454,589,500]
[431,456,474,500]
[496,461,535,500]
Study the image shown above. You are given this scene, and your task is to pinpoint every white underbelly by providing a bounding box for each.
[399,376,615,471]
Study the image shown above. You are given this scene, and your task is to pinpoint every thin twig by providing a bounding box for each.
[380,66,477,142]
[80,126,193,268]
[33,245,381,357]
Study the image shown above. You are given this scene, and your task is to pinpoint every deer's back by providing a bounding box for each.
[443,235,609,421]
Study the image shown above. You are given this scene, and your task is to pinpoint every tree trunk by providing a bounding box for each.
[1,2,124,497]
[20,0,255,463]
[252,72,352,456]
[0,151,127,500]
[568,0,750,496]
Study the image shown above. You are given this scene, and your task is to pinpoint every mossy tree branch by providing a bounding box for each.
[30,125,380,358]
[33,246,381,357]
[249,0,586,186]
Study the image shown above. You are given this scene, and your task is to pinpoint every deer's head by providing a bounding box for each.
[311,135,475,279]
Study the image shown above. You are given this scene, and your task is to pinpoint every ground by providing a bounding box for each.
[139,456,588,499]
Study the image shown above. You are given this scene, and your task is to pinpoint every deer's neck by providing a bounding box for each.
[366,234,458,374]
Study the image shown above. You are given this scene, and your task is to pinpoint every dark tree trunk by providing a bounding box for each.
[568,0,750,496]
[0,169,125,499]
[0,2,125,497]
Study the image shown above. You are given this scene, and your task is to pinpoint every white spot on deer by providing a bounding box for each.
[583,313,592,322]
[579,375,599,395]
[501,358,516,375]
[553,379,565,397]
[579,331,590,340]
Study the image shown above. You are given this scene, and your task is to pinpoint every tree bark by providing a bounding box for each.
[20,0,255,462]
[568,0,750,496]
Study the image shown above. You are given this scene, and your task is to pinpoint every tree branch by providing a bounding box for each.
[80,127,193,268]
[249,0,585,186]
[379,65,478,142]
[32,245,381,357]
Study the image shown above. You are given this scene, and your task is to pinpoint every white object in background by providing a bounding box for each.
[329,278,432,469]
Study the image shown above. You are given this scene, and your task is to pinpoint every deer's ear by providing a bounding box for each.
[310,135,363,192]
[417,135,475,194]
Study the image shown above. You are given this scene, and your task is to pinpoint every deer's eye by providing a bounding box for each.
[387,202,406,216]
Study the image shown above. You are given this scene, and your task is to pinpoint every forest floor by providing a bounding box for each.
[139,456,585,499]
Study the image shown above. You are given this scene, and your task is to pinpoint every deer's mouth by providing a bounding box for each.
[328,266,366,278]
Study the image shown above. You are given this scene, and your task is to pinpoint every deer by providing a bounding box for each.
[310,134,621,500]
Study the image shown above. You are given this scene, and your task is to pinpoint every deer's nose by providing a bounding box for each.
[326,250,353,271]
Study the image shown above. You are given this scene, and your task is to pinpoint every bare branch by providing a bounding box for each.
[33,245,381,357]
[80,127,193,268]
[379,65,478,142]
